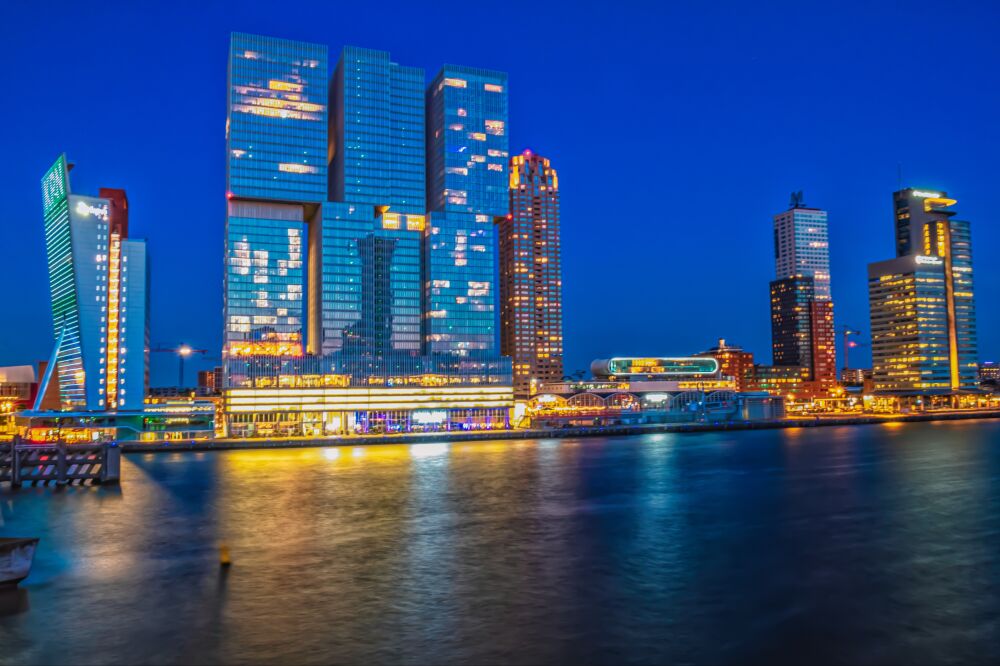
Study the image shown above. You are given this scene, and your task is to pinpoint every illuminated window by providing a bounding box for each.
[269,80,304,92]
[278,163,319,174]
[469,132,487,141]
[444,78,467,88]
[448,123,464,131]
[485,120,504,135]
[484,83,503,92]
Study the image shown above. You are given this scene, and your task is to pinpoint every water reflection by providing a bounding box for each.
[2,421,1000,664]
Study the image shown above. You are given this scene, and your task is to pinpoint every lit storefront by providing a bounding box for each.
[222,355,513,437]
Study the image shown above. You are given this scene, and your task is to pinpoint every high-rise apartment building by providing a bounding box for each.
[868,188,977,392]
[767,194,836,395]
[774,193,831,300]
[425,65,509,356]
[40,154,148,411]
[770,276,815,367]
[224,33,328,357]
[497,151,563,397]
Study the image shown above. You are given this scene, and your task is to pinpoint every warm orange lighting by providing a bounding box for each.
[268,80,304,93]
[228,342,303,357]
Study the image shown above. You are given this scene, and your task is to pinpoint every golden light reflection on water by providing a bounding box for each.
[9,423,1000,665]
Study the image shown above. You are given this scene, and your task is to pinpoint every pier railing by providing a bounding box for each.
[0,439,120,487]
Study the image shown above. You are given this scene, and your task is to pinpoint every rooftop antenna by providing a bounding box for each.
[789,190,804,209]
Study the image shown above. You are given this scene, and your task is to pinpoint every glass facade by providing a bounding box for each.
[225,201,306,354]
[318,47,425,362]
[221,34,514,435]
[225,34,326,357]
[425,65,509,356]
[869,259,951,390]
[227,33,328,202]
[769,276,815,368]
[331,46,425,213]
[868,189,978,392]
[40,154,148,411]
[773,205,831,300]
[315,203,422,358]
[41,155,85,408]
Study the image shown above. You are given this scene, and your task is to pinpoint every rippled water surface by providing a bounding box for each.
[3,420,1000,664]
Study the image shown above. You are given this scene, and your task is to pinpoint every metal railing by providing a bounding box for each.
[0,438,120,487]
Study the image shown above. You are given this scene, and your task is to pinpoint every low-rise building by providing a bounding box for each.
[527,357,784,427]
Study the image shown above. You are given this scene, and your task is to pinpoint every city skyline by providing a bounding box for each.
[3,2,1000,386]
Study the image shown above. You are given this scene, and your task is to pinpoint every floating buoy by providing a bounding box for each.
[219,544,232,568]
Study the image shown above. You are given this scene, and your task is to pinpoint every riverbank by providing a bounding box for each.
[121,409,1000,452]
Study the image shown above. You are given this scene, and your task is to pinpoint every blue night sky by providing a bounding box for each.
[1,0,998,386]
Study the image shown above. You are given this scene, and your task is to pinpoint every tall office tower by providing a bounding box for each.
[425,66,509,356]
[769,192,836,392]
[40,154,148,411]
[497,151,563,397]
[224,33,328,357]
[868,189,977,391]
[769,276,836,387]
[774,192,831,300]
[317,46,425,358]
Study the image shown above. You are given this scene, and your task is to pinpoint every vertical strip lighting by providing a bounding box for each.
[106,233,122,408]
[940,223,960,390]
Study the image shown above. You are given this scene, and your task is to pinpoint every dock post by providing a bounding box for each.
[56,441,68,486]
[11,441,21,489]
[103,443,121,485]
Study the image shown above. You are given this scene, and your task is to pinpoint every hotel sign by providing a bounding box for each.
[915,255,944,266]
[75,200,109,221]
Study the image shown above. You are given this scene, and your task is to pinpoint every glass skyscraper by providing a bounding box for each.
[768,194,837,393]
[425,65,509,356]
[40,155,148,411]
[773,195,831,300]
[225,33,328,356]
[316,47,425,358]
[868,188,978,392]
[227,33,328,203]
[222,34,513,437]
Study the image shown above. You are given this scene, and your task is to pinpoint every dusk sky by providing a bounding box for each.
[2,0,998,386]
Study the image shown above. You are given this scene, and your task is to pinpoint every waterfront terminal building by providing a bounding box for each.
[526,357,784,427]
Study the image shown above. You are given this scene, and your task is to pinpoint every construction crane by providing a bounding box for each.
[151,345,208,387]
[840,326,863,371]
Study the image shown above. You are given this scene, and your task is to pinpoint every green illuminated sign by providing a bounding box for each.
[41,154,69,214]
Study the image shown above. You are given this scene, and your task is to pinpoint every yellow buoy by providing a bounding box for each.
[219,544,232,568]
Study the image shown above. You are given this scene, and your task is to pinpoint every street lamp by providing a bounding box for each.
[177,345,193,387]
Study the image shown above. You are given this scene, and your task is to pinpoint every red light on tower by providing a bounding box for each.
[226,191,234,200]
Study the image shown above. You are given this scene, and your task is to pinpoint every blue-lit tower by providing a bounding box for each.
[425,66,509,356]
[40,155,148,411]
[225,32,328,357]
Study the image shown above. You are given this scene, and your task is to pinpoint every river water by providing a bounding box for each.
[3,420,1000,665]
